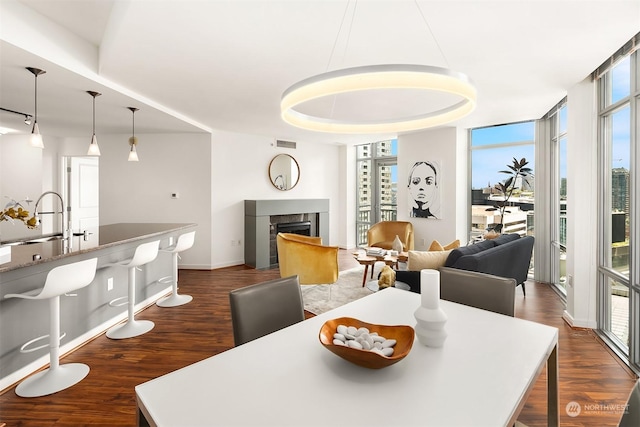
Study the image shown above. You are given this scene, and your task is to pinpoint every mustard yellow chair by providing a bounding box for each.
[367,221,414,251]
[276,233,339,285]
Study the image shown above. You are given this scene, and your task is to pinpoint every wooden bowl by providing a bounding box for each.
[319,317,415,369]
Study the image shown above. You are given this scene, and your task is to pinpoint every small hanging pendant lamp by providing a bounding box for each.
[128,107,139,162]
[86,91,102,156]
[26,67,46,148]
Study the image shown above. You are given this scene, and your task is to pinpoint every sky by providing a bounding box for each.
[471,122,535,189]
[610,56,631,171]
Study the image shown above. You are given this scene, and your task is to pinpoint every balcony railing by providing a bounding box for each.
[356,205,396,246]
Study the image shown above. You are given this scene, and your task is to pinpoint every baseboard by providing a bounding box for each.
[210,260,248,270]
[0,285,171,393]
[178,263,214,270]
[563,310,597,329]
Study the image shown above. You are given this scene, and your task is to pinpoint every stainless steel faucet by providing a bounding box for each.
[34,191,70,246]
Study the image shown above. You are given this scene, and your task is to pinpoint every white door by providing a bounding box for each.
[65,156,99,249]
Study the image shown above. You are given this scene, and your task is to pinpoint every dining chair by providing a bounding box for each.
[439,267,516,317]
[619,379,640,427]
[229,275,305,346]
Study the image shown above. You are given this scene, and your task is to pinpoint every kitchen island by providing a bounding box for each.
[0,223,196,391]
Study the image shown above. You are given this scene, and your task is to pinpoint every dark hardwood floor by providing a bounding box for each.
[0,250,636,426]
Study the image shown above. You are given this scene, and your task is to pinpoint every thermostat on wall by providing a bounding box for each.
[171,193,179,199]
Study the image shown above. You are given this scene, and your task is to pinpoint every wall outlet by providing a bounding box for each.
[567,275,573,287]
[107,277,114,291]
[420,238,426,247]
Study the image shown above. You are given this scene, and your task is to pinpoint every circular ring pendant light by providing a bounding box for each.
[281,64,476,134]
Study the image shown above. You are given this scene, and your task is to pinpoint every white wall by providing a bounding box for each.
[338,144,357,250]
[398,127,468,250]
[210,130,343,268]
[564,77,598,329]
[60,132,213,269]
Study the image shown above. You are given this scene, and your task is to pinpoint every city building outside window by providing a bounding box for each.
[355,140,397,247]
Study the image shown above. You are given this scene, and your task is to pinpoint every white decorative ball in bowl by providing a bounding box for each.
[319,317,414,369]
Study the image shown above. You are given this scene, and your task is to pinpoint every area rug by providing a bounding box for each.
[302,267,373,315]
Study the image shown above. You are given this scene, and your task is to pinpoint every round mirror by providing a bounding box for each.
[268,154,300,191]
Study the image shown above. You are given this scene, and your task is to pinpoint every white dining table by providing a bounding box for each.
[135,287,559,427]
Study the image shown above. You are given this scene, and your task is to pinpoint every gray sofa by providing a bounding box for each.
[395,234,534,296]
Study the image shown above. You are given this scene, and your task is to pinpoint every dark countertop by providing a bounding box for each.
[0,223,196,273]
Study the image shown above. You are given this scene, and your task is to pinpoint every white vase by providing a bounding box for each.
[414,269,448,347]
[392,235,403,253]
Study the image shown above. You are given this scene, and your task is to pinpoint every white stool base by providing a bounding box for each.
[106,319,155,340]
[156,293,193,307]
[15,363,90,397]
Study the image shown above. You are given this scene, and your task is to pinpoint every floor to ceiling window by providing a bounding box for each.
[470,123,535,249]
[355,140,397,246]
[547,100,568,295]
[596,44,638,371]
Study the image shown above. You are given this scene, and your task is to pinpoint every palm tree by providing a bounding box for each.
[486,157,532,233]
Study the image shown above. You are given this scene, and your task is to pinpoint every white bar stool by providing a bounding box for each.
[156,231,195,307]
[106,240,160,340]
[4,257,98,397]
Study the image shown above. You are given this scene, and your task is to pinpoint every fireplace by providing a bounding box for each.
[277,221,311,235]
[272,220,312,265]
[269,214,316,266]
[244,199,329,269]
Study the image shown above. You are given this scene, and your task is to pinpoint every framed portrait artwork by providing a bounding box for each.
[408,160,441,219]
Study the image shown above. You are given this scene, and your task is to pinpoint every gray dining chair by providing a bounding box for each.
[439,267,516,317]
[619,379,640,427]
[229,275,305,346]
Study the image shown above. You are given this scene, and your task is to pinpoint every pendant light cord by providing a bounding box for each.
[326,0,359,120]
[414,0,449,68]
[33,74,38,123]
[339,0,358,69]
[92,96,96,134]
[325,0,353,72]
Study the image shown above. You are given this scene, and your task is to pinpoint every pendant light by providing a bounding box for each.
[127,107,139,162]
[280,0,476,134]
[26,67,45,148]
[87,91,102,156]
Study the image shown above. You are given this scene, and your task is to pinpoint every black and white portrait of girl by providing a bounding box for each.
[408,160,441,219]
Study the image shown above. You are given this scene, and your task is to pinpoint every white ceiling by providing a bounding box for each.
[1,0,639,145]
